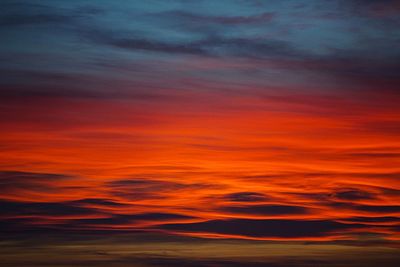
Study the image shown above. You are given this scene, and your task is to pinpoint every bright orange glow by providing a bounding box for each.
[1,91,399,242]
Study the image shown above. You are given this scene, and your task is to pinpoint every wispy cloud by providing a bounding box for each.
[0,0,399,266]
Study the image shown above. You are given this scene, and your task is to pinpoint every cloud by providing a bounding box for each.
[333,189,375,201]
[220,204,309,216]
[223,192,269,202]
[329,201,400,214]
[122,212,194,221]
[354,205,400,214]
[0,200,98,217]
[0,68,180,100]
[158,10,275,25]
[0,2,102,27]
[107,179,184,200]
[341,216,399,224]
[107,179,211,201]
[340,0,400,18]
[0,13,73,27]
[96,35,206,55]
[92,33,302,59]
[67,198,127,207]
[0,0,399,254]
[0,171,74,194]
[0,2,74,27]
[160,218,366,238]
[71,212,195,227]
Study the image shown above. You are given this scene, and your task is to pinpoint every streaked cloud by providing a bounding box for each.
[0,0,399,266]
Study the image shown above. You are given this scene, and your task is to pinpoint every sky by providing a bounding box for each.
[0,0,400,266]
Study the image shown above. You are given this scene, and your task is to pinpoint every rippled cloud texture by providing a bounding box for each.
[1,0,400,266]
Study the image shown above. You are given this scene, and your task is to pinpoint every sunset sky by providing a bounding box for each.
[1,0,400,266]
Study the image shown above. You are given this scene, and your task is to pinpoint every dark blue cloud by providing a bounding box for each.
[0,170,75,194]
[329,201,400,214]
[341,216,399,223]
[220,204,309,216]
[223,192,269,202]
[68,198,127,207]
[333,189,375,201]
[71,212,195,227]
[0,200,97,217]
[0,13,73,26]
[159,10,275,25]
[1,0,398,102]
[354,205,400,213]
[160,218,366,238]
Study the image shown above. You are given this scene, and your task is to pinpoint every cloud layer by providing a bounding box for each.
[1,0,400,266]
